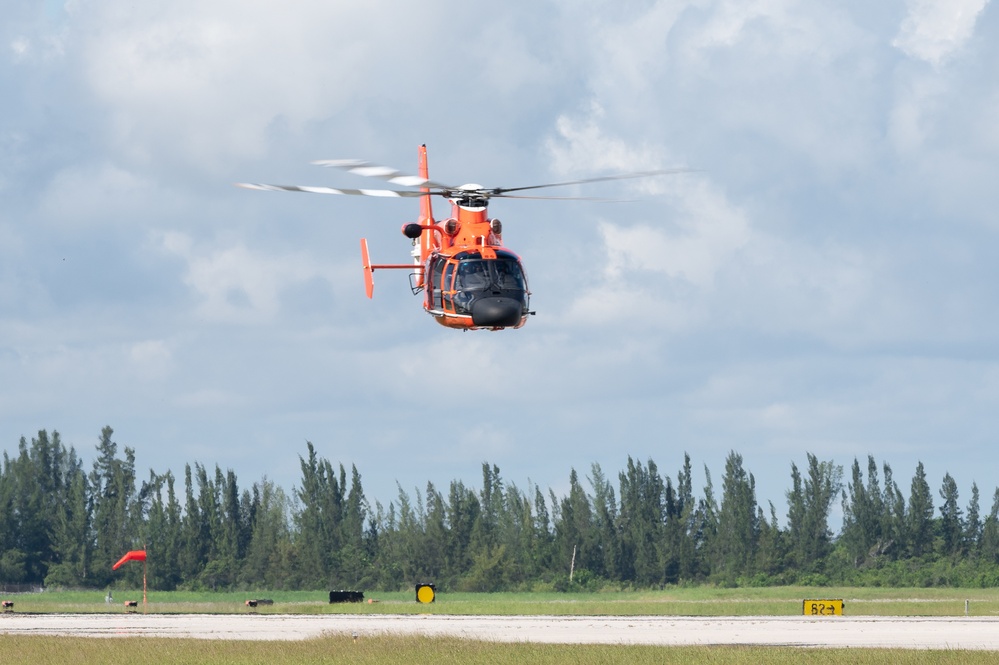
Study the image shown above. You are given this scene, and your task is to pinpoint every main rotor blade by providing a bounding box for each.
[489,168,697,196]
[236,182,427,198]
[487,193,616,201]
[311,159,458,191]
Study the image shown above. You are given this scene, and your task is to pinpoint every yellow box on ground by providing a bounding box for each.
[415,583,436,604]
[803,599,844,615]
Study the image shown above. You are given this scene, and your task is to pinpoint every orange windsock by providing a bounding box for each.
[112,550,147,570]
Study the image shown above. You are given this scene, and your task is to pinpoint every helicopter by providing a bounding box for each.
[238,145,687,330]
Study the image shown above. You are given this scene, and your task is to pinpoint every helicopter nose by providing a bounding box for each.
[471,297,522,328]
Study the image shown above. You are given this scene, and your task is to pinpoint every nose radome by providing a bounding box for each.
[471,297,522,327]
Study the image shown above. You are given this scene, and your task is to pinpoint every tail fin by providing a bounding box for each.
[417,144,434,261]
[361,238,374,298]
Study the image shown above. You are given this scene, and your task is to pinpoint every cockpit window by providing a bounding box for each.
[456,260,489,290]
[492,259,526,290]
[455,259,525,292]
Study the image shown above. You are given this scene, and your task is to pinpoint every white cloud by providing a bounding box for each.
[600,181,750,287]
[888,79,939,154]
[128,339,172,379]
[680,0,835,59]
[545,111,752,328]
[559,281,702,331]
[10,37,30,60]
[4,0,999,513]
[893,0,991,66]
[38,162,164,228]
[547,106,665,175]
[72,1,552,173]
[174,388,244,409]
[7,31,67,63]
[158,232,338,324]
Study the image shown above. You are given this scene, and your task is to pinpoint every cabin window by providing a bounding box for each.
[442,262,456,311]
[431,259,445,309]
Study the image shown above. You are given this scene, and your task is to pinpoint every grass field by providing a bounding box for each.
[4,588,999,662]
[0,634,995,665]
[5,586,999,616]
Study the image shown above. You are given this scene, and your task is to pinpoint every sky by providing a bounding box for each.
[3,0,999,523]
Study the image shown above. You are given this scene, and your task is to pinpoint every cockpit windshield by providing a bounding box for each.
[455,259,526,293]
[447,256,529,326]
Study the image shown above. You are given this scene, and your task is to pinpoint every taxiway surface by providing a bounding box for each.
[3,613,999,649]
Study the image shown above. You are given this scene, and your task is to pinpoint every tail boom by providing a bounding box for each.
[360,237,424,298]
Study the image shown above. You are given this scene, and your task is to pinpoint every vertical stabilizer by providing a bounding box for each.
[360,238,375,298]
[417,144,434,265]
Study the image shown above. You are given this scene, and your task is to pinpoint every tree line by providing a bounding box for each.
[3,427,999,592]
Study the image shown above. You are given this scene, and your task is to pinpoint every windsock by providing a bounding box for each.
[112,550,147,570]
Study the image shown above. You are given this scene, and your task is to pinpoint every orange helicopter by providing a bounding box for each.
[239,145,685,330]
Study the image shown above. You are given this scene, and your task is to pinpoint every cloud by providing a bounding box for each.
[600,182,750,287]
[174,388,245,409]
[545,108,752,330]
[38,162,164,228]
[158,231,339,324]
[9,37,30,60]
[4,0,999,513]
[546,106,665,175]
[69,1,559,175]
[128,339,173,379]
[893,0,991,66]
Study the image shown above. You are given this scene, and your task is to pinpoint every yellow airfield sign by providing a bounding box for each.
[803,599,844,616]
[416,583,436,604]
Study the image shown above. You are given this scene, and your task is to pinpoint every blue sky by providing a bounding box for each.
[3,1,998,520]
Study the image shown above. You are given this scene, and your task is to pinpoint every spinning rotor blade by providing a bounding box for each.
[236,182,426,198]
[487,168,697,197]
[311,160,693,199]
[238,161,696,202]
[311,159,457,191]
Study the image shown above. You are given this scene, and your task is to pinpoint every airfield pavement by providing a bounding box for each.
[2,613,999,649]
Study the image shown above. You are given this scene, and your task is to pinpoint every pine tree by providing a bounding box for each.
[180,464,208,583]
[45,440,91,587]
[239,479,291,588]
[552,469,595,582]
[881,462,906,559]
[786,454,841,573]
[530,486,555,576]
[89,427,139,587]
[715,451,758,581]
[979,488,999,564]
[937,473,963,557]
[590,463,620,581]
[906,462,935,558]
[667,453,701,582]
[618,458,663,586]
[841,456,884,566]
[445,480,479,583]
[965,483,982,557]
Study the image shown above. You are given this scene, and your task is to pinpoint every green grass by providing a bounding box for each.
[0,634,995,665]
[8,586,999,616]
[5,590,999,661]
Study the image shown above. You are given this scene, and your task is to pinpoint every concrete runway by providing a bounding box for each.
[3,613,999,649]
